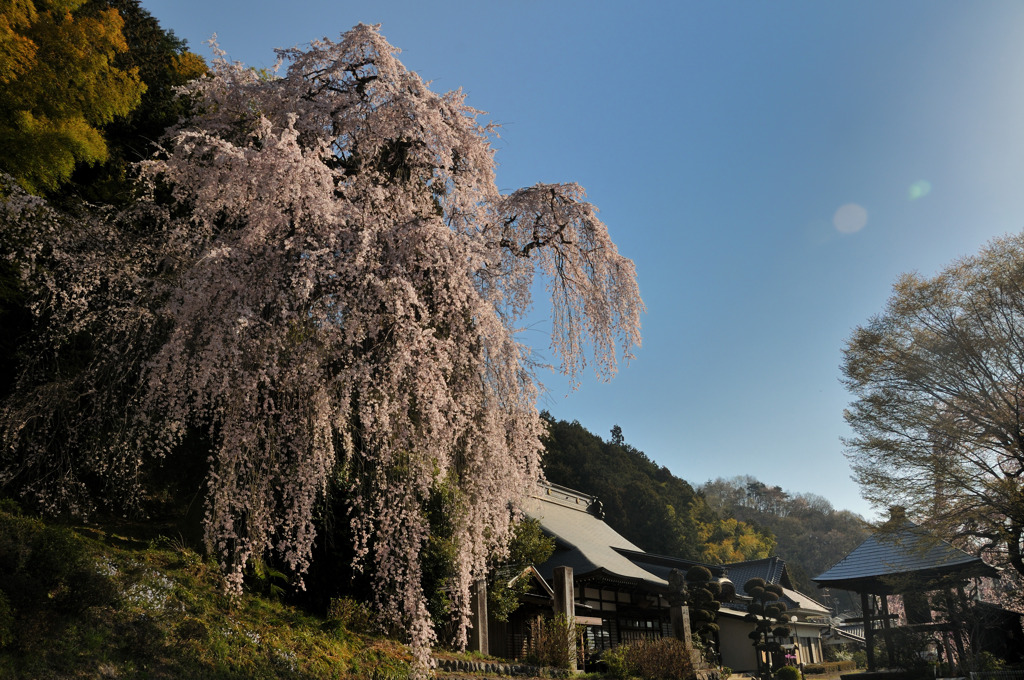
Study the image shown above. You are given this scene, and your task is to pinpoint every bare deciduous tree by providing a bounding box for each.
[843,234,1024,579]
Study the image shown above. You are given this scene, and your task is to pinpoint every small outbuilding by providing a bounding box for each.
[813,509,1006,671]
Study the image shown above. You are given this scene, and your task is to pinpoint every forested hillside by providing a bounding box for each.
[541,416,775,564]
[541,417,870,614]
[700,476,870,612]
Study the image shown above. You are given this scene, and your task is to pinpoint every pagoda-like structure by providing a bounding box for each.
[814,509,1000,671]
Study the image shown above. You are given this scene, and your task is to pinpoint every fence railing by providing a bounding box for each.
[970,670,1024,680]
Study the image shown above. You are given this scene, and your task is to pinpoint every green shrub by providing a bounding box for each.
[243,555,289,600]
[602,644,632,679]
[775,665,801,680]
[823,646,853,663]
[804,660,857,675]
[603,638,695,680]
[327,596,376,635]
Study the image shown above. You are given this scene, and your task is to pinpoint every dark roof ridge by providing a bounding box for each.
[534,481,599,513]
[720,556,792,590]
[721,556,782,568]
[613,547,726,576]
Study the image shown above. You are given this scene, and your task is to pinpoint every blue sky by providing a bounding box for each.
[139,0,1024,520]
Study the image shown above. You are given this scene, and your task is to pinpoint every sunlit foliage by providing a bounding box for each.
[0,0,144,193]
[700,475,868,602]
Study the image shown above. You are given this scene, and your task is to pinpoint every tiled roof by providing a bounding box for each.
[524,484,666,587]
[823,626,866,645]
[721,556,791,595]
[525,483,837,616]
[813,521,998,594]
[714,556,828,617]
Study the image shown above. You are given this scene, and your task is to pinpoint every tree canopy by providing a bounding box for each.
[0,0,145,193]
[0,0,203,407]
[68,0,207,203]
[843,233,1024,578]
[0,23,643,667]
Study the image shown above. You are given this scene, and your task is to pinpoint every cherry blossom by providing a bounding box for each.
[1,24,643,668]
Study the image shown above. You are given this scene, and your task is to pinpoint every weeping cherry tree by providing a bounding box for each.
[0,23,643,665]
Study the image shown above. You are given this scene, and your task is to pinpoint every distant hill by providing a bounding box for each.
[540,415,774,565]
[700,476,870,613]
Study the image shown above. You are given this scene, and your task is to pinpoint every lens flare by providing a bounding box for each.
[908,180,932,200]
[833,203,868,234]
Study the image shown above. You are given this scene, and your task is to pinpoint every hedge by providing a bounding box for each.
[803,661,857,675]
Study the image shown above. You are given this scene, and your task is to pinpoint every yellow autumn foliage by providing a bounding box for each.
[0,0,144,193]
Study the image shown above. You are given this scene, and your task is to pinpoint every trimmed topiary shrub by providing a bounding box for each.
[776,665,801,680]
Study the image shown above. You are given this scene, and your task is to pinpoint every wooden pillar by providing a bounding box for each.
[862,591,876,672]
[469,578,489,655]
[944,590,968,669]
[880,594,895,668]
[552,566,577,672]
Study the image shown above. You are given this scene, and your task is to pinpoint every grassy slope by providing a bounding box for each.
[0,512,412,680]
